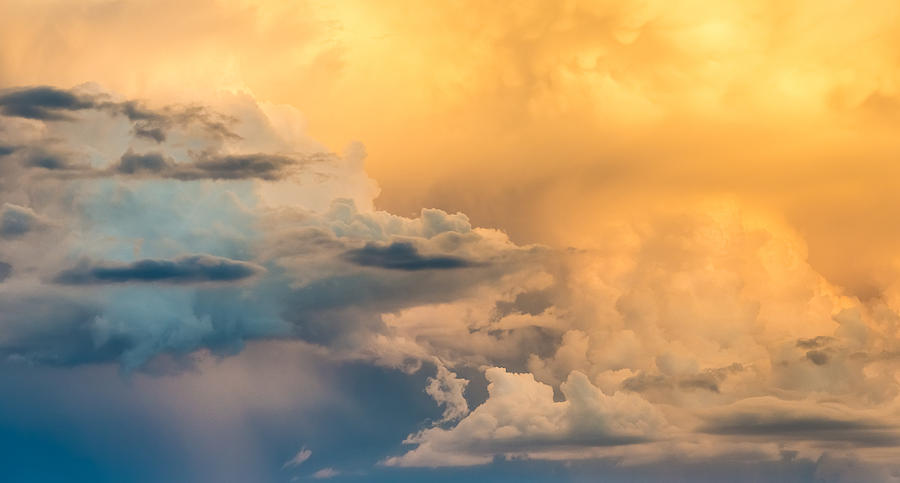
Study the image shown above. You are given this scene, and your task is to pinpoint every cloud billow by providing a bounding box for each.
[5,83,900,479]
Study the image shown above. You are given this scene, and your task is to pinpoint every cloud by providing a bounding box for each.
[0,85,238,142]
[24,149,78,170]
[343,241,474,271]
[168,153,302,181]
[0,261,10,282]
[113,149,307,180]
[0,84,538,370]
[114,150,174,175]
[114,101,239,143]
[0,203,44,238]
[53,255,264,285]
[384,368,666,467]
[282,447,312,469]
[0,86,94,120]
[6,82,900,477]
[311,467,339,479]
[425,364,469,423]
[4,1,900,477]
[698,397,900,447]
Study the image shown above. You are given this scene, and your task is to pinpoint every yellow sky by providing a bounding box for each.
[2,0,900,296]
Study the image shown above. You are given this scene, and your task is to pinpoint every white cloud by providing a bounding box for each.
[282,446,312,469]
[425,363,469,423]
[384,367,666,467]
[311,467,339,479]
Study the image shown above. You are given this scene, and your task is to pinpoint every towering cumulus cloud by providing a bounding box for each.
[2,83,900,482]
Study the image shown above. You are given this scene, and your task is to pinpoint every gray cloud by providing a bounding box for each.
[0,86,238,142]
[494,289,553,318]
[0,261,10,282]
[0,86,94,120]
[797,336,834,349]
[343,241,474,271]
[22,149,309,181]
[53,255,265,285]
[111,150,307,180]
[169,152,300,181]
[699,399,900,447]
[806,350,830,365]
[114,150,174,175]
[0,203,42,238]
[622,364,744,394]
[114,102,239,143]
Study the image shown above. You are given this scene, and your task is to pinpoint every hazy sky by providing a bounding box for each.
[2,1,900,481]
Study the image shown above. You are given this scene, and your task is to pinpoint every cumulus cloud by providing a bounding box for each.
[5,82,900,480]
[0,84,537,371]
[425,364,469,423]
[385,368,666,467]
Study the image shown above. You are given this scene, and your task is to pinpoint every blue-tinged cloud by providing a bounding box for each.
[53,255,264,285]
[343,242,473,271]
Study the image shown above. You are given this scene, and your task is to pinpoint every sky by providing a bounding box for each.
[1,1,900,481]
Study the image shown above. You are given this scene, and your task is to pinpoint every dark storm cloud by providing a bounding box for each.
[797,336,834,349]
[494,289,554,318]
[806,350,830,365]
[19,149,307,180]
[53,255,264,285]
[0,262,10,282]
[115,102,240,143]
[0,86,239,142]
[0,86,94,120]
[700,408,900,447]
[23,149,80,170]
[621,372,671,392]
[0,144,85,172]
[678,374,721,392]
[0,293,117,365]
[111,150,303,180]
[622,364,743,394]
[343,242,474,271]
[171,153,298,180]
[114,150,175,175]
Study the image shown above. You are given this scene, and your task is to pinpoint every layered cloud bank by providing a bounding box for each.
[2,84,900,481]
